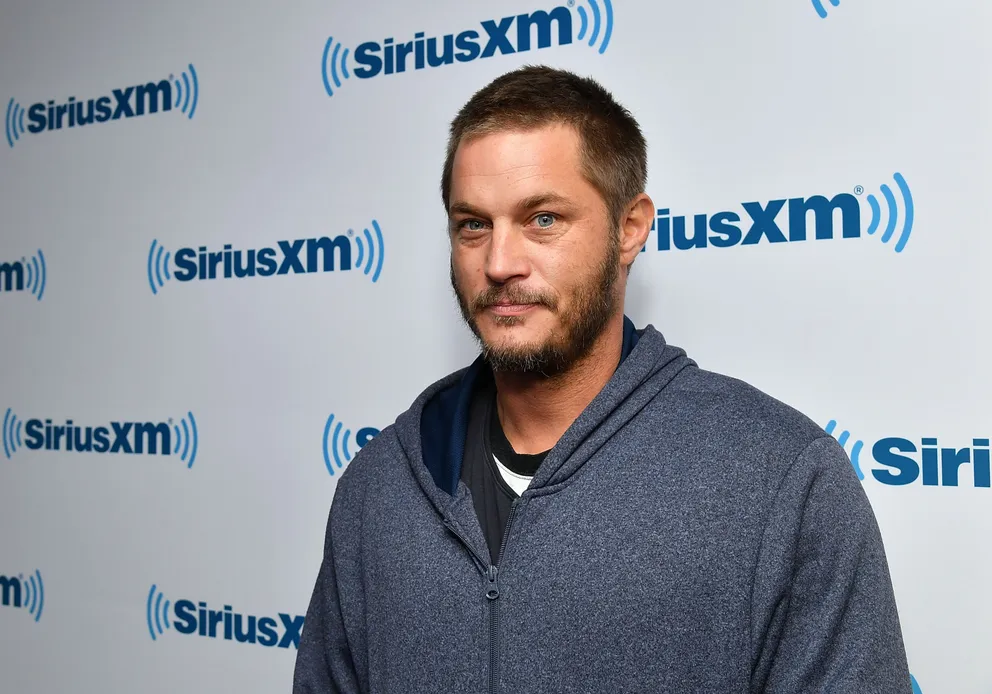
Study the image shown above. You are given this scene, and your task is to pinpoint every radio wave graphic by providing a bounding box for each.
[4,97,27,149]
[812,0,840,19]
[146,584,172,641]
[169,64,199,119]
[18,570,44,622]
[911,674,922,694]
[351,220,385,283]
[169,412,199,469]
[825,419,865,481]
[147,240,172,295]
[322,36,352,97]
[20,249,47,300]
[865,173,914,253]
[20,570,44,622]
[573,0,614,54]
[323,414,359,476]
[2,408,23,460]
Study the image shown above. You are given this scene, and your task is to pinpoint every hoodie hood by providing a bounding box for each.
[393,316,695,521]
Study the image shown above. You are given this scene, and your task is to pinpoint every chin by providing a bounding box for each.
[480,329,528,350]
[469,308,559,359]
[477,320,535,345]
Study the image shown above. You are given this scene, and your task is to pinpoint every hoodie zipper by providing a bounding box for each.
[486,500,517,694]
[442,499,520,694]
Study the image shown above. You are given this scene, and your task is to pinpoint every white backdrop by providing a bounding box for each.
[0,0,988,691]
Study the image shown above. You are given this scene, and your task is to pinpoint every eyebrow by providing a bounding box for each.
[448,192,575,218]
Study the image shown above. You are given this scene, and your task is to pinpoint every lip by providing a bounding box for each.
[487,303,537,316]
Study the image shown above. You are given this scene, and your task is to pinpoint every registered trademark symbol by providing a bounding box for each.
[347,228,354,236]
[167,418,173,424]
[854,185,864,195]
[567,0,574,6]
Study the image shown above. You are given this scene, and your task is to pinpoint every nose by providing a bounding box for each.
[485,222,529,284]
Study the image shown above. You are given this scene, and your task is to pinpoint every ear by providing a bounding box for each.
[618,193,654,267]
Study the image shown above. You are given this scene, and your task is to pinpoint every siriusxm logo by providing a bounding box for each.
[2,408,199,467]
[826,420,990,488]
[643,173,914,254]
[0,249,46,300]
[5,64,198,148]
[321,0,613,96]
[147,220,385,294]
[322,413,379,476]
[812,0,841,19]
[147,585,304,649]
[0,570,44,622]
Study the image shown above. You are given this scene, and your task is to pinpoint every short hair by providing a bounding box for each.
[441,65,648,231]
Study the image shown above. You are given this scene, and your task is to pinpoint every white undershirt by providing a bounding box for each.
[492,453,533,496]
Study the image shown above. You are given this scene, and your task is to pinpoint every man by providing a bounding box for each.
[294,65,911,693]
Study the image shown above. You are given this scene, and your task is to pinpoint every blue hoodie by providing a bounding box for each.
[294,319,912,693]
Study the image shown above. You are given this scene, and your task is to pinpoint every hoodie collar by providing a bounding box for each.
[395,316,693,516]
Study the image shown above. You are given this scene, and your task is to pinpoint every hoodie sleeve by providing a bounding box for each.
[293,472,365,694]
[749,435,913,693]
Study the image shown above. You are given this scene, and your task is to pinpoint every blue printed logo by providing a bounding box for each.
[0,249,46,300]
[812,0,840,19]
[147,584,304,649]
[0,570,45,622]
[147,221,385,294]
[643,173,914,254]
[826,419,990,488]
[5,64,198,149]
[2,408,198,467]
[321,0,613,97]
[322,413,379,476]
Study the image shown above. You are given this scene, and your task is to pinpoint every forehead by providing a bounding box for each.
[449,124,596,209]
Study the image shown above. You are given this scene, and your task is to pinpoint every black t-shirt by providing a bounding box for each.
[460,319,636,566]
[459,370,550,566]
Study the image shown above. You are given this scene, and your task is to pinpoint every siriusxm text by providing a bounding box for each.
[354,8,572,78]
[23,418,172,455]
[174,237,352,281]
[25,81,173,133]
[872,437,990,487]
[646,193,861,251]
[174,600,304,649]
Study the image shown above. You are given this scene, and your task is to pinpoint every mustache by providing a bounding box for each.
[471,285,559,313]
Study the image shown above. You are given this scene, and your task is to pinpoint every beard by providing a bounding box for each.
[451,235,621,378]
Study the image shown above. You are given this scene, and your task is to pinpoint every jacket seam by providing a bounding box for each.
[747,434,831,691]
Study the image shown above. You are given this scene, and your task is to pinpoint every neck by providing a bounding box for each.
[492,312,625,455]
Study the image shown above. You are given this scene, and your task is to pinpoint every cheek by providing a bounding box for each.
[531,243,589,297]
[451,248,485,289]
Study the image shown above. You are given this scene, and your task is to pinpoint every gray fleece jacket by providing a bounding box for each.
[293,320,912,693]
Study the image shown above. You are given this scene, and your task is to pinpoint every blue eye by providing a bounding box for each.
[535,213,555,228]
[462,220,485,232]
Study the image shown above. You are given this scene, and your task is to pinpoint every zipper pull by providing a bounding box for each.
[485,565,499,600]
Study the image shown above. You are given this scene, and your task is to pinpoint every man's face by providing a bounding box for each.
[448,123,621,376]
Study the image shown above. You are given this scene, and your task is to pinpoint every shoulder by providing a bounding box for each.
[324,422,402,520]
[669,365,825,442]
[659,364,851,485]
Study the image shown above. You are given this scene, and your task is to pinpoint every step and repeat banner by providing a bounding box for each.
[0,0,987,691]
